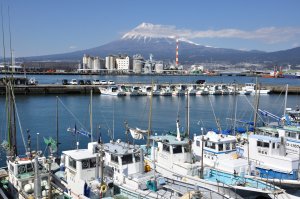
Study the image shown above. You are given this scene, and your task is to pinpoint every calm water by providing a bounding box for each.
[1,75,300,166]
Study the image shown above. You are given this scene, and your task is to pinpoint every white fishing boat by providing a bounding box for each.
[171,84,186,96]
[55,139,199,199]
[99,86,126,96]
[143,120,284,199]
[237,134,300,188]
[208,85,222,95]
[241,83,270,94]
[141,85,160,96]
[196,86,209,95]
[158,85,172,96]
[192,131,248,175]
[187,85,197,95]
[127,86,147,96]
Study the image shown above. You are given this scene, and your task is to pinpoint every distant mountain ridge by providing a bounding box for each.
[19,23,300,65]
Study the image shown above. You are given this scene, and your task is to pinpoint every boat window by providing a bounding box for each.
[112,87,117,92]
[225,143,230,150]
[263,142,269,148]
[121,154,133,165]
[218,144,224,151]
[18,165,27,174]
[196,140,200,147]
[9,164,13,172]
[272,143,275,149]
[206,141,215,150]
[163,144,170,152]
[289,132,296,139]
[134,153,140,162]
[81,158,97,169]
[111,154,118,164]
[26,163,33,172]
[298,134,300,140]
[257,141,263,147]
[184,146,190,152]
[172,145,182,154]
[69,157,76,169]
[232,142,236,149]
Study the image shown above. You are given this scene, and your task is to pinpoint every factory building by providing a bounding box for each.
[155,62,164,74]
[116,55,131,71]
[81,54,105,72]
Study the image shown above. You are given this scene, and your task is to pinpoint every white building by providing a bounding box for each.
[116,56,131,71]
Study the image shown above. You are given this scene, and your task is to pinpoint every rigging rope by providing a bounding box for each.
[57,97,88,131]
[208,96,221,132]
[242,95,266,124]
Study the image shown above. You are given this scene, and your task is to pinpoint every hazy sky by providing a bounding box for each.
[2,0,300,57]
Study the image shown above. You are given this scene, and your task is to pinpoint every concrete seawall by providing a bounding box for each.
[0,84,299,95]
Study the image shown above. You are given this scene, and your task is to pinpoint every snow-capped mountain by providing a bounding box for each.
[122,22,200,46]
[20,22,300,65]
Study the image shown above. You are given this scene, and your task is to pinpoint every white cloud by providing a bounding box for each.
[69,45,77,49]
[123,23,300,44]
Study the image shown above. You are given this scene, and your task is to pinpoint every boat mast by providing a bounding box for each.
[56,96,59,157]
[233,83,237,135]
[147,80,154,153]
[90,89,93,142]
[200,127,204,179]
[283,84,288,117]
[7,82,17,157]
[185,90,190,138]
[253,79,260,132]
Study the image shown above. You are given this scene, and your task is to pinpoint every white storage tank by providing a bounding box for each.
[93,57,100,71]
[87,56,93,69]
[133,59,143,74]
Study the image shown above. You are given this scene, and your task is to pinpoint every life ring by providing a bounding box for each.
[100,184,107,193]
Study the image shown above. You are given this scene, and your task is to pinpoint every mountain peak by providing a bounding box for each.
[122,22,198,45]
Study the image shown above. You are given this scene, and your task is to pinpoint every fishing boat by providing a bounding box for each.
[158,85,172,96]
[55,137,201,199]
[237,134,300,188]
[192,131,248,175]
[170,85,186,96]
[241,83,270,95]
[196,86,209,95]
[187,85,197,95]
[208,85,222,95]
[142,120,284,199]
[99,86,126,96]
[141,85,160,96]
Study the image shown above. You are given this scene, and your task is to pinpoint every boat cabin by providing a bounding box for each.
[239,134,299,179]
[7,156,49,195]
[193,131,237,159]
[150,135,197,176]
[103,140,144,181]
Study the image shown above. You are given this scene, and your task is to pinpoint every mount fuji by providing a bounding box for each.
[21,23,300,65]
